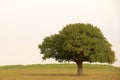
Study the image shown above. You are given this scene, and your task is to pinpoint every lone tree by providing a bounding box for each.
[38,23,115,75]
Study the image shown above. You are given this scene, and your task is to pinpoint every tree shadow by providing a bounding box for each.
[20,73,87,77]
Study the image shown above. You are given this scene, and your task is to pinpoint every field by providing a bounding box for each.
[0,64,120,80]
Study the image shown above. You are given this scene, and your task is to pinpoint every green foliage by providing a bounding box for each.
[38,23,115,64]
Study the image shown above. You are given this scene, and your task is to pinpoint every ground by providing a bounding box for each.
[0,64,120,80]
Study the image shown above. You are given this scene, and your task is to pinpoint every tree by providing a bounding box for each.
[38,23,115,75]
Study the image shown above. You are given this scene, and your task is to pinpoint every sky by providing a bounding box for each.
[0,0,120,66]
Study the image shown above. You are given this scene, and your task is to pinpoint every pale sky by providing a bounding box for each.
[0,0,120,66]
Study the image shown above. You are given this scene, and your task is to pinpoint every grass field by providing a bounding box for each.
[0,64,120,80]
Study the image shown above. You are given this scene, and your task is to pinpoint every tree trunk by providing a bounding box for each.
[76,61,83,76]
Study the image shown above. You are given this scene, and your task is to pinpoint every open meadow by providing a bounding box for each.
[0,64,120,80]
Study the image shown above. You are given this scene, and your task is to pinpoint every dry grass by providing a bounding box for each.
[0,64,120,80]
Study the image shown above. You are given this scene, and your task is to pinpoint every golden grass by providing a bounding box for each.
[0,64,120,80]
[0,69,119,80]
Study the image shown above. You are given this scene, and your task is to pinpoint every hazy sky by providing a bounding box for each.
[0,0,120,66]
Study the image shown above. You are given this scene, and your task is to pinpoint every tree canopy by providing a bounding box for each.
[38,23,115,75]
